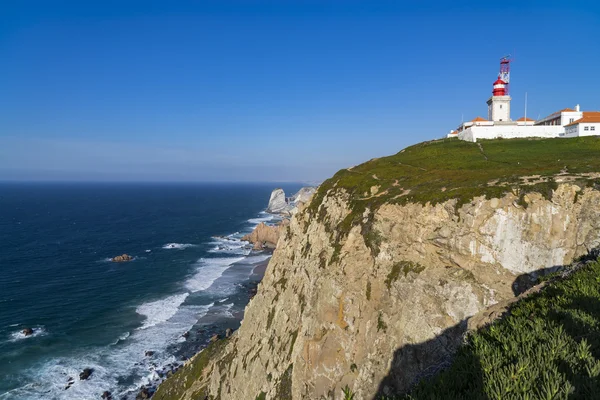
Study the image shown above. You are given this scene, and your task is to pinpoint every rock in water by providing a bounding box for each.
[145,350,154,357]
[101,391,112,399]
[136,387,151,400]
[225,328,233,338]
[79,368,93,380]
[111,254,133,262]
[266,188,290,214]
[242,221,286,250]
[21,327,34,336]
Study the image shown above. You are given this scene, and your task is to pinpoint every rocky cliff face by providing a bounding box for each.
[154,182,600,400]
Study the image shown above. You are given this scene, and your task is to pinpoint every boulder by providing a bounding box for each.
[182,331,190,339]
[101,391,112,399]
[136,387,151,400]
[145,350,154,357]
[22,327,34,336]
[111,254,133,262]
[225,328,233,338]
[79,368,93,380]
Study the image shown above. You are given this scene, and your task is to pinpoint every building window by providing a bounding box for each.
[592,126,596,131]
[500,105,503,109]
[570,118,574,123]
[584,127,589,131]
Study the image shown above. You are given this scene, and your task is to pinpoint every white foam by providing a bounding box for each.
[217,298,229,303]
[248,214,275,225]
[8,326,47,342]
[162,243,196,250]
[184,257,245,293]
[145,249,151,253]
[208,237,251,256]
[136,293,189,330]
[3,302,214,400]
[243,254,272,265]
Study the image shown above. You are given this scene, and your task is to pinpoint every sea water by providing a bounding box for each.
[0,182,301,399]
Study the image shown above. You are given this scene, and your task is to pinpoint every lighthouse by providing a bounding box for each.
[486,56,512,122]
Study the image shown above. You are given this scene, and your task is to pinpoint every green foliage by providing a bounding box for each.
[307,137,600,261]
[275,364,294,399]
[153,338,230,400]
[255,391,267,400]
[350,363,358,373]
[266,308,276,330]
[390,259,600,400]
[288,330,299,358]
[378,311,387,333]
[342,385,356,400]
[385,261,426,289]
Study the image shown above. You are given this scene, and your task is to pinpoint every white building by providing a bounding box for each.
[450,58,597,142]
[564,112,600,137]
[534,106,583,127]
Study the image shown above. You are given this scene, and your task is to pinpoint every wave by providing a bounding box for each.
[247,213,276,225]
[184,257,245,293]
[3,301,213,400]
[208,237,251,256]
[162,243,196,250]
[135,293,190,330]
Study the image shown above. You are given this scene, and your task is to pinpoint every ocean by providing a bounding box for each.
[0,182,301,399]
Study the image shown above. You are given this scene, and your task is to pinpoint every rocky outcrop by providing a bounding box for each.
[154,182,600,400]
[242,220,289,250]
[290,186,317,206]
[266,187,317,216]
[266,188,289,214]
[111,254,133,262]
[79,368,93,380]
[21,328,33,336]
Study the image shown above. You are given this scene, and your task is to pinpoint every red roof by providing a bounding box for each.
[565,112,600,127]
[493,78,507,85]
[517,117,535,121]
[471,116,487,122]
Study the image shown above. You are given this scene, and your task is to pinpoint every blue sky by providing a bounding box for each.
[1,1,599,182]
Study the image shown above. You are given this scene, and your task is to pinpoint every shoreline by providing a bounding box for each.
[139,252,273,399]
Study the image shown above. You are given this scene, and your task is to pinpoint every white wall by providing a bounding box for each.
[560,111,583,126]
[580,123,600,137]
[458,125,564,142]
[487,96,511,122]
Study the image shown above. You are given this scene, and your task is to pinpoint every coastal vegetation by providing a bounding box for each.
[380,256,600,399]
[307,137,600,257]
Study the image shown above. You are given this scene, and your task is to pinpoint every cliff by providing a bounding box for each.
[154,137,600,400]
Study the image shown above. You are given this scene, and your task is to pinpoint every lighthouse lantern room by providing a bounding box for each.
[486,56,512,122]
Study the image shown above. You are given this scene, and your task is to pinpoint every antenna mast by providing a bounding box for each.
[499,55,512,95]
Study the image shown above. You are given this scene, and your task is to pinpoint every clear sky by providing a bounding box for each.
[1,1,599,182]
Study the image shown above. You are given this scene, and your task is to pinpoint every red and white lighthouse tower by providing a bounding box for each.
[487,56,512,122]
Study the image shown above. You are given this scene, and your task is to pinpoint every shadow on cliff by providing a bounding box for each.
[372,250,600,400]
[372,318,486,399]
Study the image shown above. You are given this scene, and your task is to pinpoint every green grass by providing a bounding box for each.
[306,137,600,256]
[153,338,230,400]
[384,258,600,400]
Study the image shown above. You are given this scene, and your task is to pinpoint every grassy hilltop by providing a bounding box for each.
[308,137,600,259]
